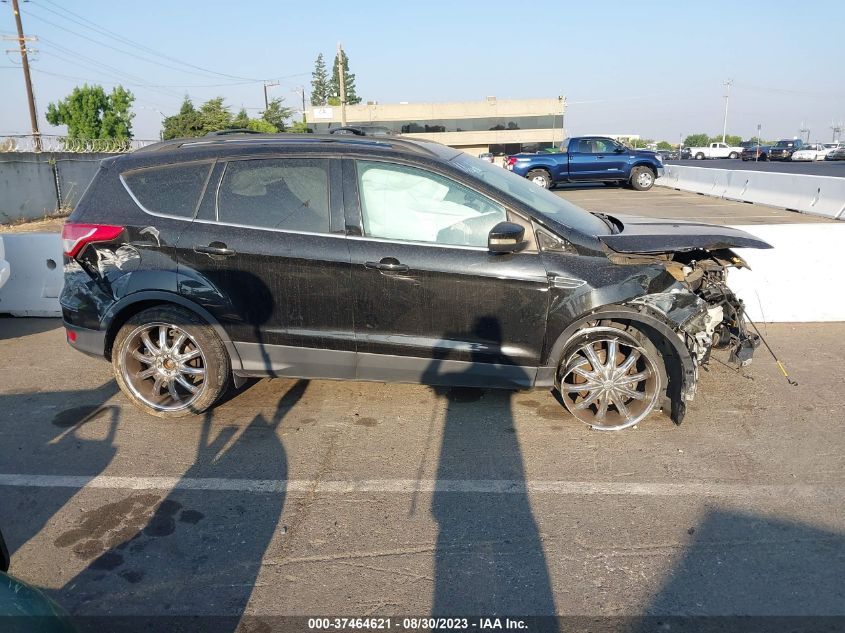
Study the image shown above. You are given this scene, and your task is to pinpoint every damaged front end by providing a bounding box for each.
[620,248,760,393]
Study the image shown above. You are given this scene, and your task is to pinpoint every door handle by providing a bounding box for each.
[365,258,409,273]
[193,243,236,257]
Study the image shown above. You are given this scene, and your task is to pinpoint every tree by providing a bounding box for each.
[45,84,135,139]
[310,53,329,106]
[719,134,743,146]
[261,97,293,131]
[656,140,673,150]
[683,133,710,147]
[329,49,361,105]
[162,96,203,139]
[162,96,283,139]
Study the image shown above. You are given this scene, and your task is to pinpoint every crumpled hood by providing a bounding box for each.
[599,214,773,253]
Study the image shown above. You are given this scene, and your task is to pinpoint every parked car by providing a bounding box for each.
[0,236,9,292]
[328,125,394,136]
[505,136,664,191]
[791,143,828,161]
[741,145,772,161]
[679,147,691,160]
[478,152,494,163]
[823,143,845,160]
[61,134,769,431]
[769,139,804,161]
[686,142,744,160]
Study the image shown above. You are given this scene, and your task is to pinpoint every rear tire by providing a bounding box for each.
[728,152,739,159]
[112,305,230,417]
[526,169,552,189]
[629,166,655,191]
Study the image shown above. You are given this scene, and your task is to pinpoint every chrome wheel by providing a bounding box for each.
[118,322,208,413]
[531,174,548,187]
[636,171,654,189]
[559,330,661,431]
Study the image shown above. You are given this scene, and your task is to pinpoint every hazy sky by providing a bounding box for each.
[1,0,843,142]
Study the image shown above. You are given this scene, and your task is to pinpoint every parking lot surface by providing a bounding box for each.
[555,183,833,225]
[1,315,844,626]
[671,158,845,177]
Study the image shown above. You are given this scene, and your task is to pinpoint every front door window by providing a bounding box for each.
[356,161,506,247]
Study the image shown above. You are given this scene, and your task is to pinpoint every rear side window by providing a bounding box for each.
[122,162,212,218]
[217,158,330,233]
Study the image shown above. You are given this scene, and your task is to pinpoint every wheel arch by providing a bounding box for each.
[540,305,697,424]
[101,291,243,371]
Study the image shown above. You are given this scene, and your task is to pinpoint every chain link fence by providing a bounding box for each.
[0,134,157,153]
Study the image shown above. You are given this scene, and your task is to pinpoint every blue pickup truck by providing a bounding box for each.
[505,136,664,191]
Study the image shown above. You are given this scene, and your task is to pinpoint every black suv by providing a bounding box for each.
[769,139,803,161]
[61,134,770,431]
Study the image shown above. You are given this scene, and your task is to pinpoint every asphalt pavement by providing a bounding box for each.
[670,158,845,176]
[1,315,844,628]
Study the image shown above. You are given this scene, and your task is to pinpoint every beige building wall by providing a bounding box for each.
[307,98,566,153]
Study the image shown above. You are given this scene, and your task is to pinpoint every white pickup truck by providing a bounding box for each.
[687,142,743,160]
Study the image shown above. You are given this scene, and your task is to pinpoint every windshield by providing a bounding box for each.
[775,141,795,147]
[451,153,611,236]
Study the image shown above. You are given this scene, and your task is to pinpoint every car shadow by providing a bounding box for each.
[627,508,845,632]
[0,380,121,557]
[423,317,557,621]
[51,378,309,632]
[0,316,62,341]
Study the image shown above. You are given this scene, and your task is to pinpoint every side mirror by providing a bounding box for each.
[488,221,526,254]
[614,146,626,153]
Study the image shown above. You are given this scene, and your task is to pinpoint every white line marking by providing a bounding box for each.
[0,474,841,499]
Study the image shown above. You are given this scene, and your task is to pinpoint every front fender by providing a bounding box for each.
[538,304,697,424]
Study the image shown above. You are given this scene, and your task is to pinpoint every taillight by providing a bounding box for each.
[61,223,124,257]
[506,156,517,166]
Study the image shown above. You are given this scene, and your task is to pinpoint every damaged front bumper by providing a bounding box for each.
[628,286,760,397]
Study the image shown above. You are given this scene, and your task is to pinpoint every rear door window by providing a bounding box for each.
[217,158,331,233]
[122,162,212,218]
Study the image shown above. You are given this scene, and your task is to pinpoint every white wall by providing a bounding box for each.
[728,223,845,322]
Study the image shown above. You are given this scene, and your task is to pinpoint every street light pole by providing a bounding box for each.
[722,79,733,143]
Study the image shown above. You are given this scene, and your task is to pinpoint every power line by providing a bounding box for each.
[23,5,261,83]
[34,0,262,82]
[36,38,184,99]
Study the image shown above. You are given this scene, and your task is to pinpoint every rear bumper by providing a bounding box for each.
[63,320,107,360]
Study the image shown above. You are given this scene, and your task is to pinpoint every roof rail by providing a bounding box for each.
[133,133,442,157]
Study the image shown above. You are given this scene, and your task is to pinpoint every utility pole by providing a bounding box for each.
[262,81,279,110]
[337,42,347,126]
[799,123,810,144]
[721,79,733,143]
[560,96,567,144]
[830,122,841,143]
[293,86,306,125]
[7,0,41,151]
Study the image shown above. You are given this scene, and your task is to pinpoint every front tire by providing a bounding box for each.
[629,166,655,191]
[695,153,705,160]
[526,169,552,189]
[112,305,230,417]
[557,323,666,431]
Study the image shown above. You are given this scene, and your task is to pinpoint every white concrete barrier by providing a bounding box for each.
[658,165,845,220]
[729,223,845,322]
[0,232,63,317]
[0,225,841,323]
